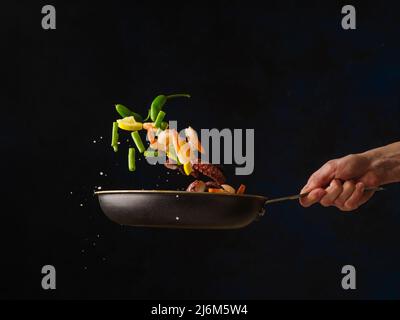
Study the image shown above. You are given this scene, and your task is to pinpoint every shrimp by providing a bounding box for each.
[185,126,205,154]
[156,130,169,152]
[143,122,156,130]
[142,122,158,145]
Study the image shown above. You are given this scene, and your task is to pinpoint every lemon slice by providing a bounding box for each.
[183,162,192,175]
[117,116,143,131]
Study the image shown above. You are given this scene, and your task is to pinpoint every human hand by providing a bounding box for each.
[299,153,383,211]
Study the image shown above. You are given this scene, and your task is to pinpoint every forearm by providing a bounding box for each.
[361,141,400,185]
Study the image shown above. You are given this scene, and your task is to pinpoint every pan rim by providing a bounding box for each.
[94,189,267,201]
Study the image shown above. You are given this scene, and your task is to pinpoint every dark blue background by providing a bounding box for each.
[6,0,400,299]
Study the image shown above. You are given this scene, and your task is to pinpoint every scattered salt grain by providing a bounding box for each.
[176,217,180,221]
[97,186,102,190]
[99,172,104,176]
[93,140,97,143]
[80,203,83,207]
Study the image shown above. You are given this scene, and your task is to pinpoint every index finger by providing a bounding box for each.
[304,161,336,193]
[300,188,326,207]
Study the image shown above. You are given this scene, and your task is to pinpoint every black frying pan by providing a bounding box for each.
[95,187,383,229]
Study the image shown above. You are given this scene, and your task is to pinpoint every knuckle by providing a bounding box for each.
[365,173,379,187]
[325,161,335,171]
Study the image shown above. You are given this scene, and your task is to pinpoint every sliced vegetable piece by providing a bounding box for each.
[144,150,158,157]
[237,184,246,194]
[128,148,136,172]
[131,131,145,153]
[111,121,119,152]
[115,104,143,122]
[160,121,168,130]
[183,162,192,176]
[154,110,166,128]
[117,116,143,131]
[208,188,226,193]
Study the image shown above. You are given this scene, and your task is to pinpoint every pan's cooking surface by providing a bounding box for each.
[95,190,267,229]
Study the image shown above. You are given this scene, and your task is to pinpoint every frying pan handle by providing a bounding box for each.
[264,186,384,205]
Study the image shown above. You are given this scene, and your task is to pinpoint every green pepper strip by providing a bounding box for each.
[150,95,167,122]
[131,131,145,153]
[143,109,151,121]
[128,148,136,171]
[150,93,191,121]
[154,111,166,129]
[111,121,119,152]
[115,104,143,122]
[166,94,191,99]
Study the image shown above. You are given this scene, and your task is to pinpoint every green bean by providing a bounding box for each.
[150,93,191,121]
[160,121,168,130]
[128,148,136,171]
[111,121,119,152]
[144,150,158,157]
[131,131,145,153]
[154,111,166,128]
[115,104,143,122]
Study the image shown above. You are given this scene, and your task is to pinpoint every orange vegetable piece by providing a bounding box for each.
[236,184,246,194]
[208,188,225,193]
